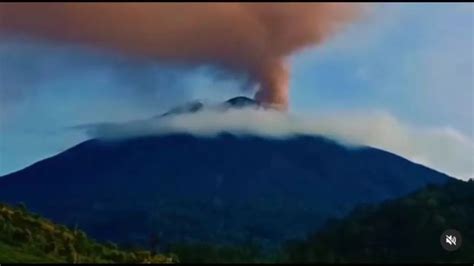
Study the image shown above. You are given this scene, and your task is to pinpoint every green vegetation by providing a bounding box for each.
[283,179,474,263]
[0,202,177,263]
[2,179,472,263]
[161,180,474,263]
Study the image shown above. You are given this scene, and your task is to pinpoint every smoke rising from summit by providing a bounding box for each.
[0,3,361,108]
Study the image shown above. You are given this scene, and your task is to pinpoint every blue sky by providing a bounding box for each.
[291,3,473,133]
[0,3,473,176]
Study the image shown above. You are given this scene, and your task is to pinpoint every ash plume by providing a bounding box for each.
[0,3,361,109]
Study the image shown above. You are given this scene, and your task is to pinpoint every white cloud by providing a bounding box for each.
[83,107,474,181]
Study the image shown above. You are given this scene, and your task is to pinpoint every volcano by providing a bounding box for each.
[0,97,452,249]
[161,96,264,117]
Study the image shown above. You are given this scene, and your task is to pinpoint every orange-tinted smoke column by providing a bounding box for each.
[0,3,360,109]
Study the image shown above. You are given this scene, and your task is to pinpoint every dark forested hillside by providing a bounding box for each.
[0,203,175,263]
[283,179,474,263]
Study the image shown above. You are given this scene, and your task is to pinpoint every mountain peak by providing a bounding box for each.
[224,96,260,108]
[161,96,264,117]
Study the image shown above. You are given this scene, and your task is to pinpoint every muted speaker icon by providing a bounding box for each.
[440,229,462,251]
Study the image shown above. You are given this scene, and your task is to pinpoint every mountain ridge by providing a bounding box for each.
[159,96,269,117]
[0,131,452,249]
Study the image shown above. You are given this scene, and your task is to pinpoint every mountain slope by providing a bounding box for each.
[283,179,474,263]
[0,131,451,249]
